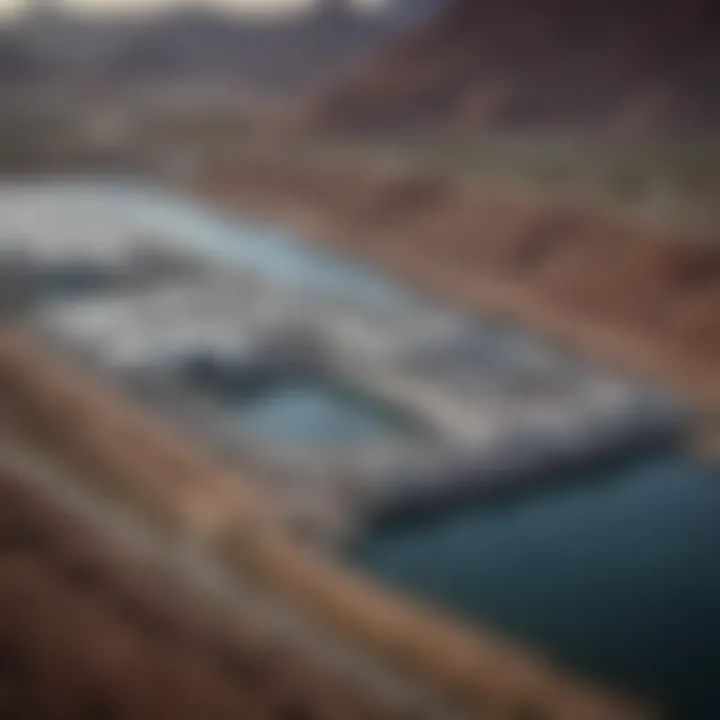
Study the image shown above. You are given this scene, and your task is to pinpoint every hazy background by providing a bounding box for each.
[0,0,385,18]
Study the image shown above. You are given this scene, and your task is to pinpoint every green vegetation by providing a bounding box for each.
[0,109,78,168]
[327,133,720,232]
[0,106,136,172]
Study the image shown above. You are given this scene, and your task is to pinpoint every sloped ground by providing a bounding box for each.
[310,0,720,132]
[0,458,404,720]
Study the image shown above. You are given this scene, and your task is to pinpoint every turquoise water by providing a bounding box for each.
[355,451,720,718]
[176,354,425,447]
[0,180,417,308]
[123,185,416,308]
[226,376,424,448]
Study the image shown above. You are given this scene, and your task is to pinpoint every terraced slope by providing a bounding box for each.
[0,460,405,720]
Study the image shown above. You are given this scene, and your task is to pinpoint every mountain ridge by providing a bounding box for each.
[311,0,720,132]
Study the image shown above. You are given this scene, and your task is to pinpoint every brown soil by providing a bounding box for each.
[0,458,406,720]
[309,0,720,132]
[0,331,276,541]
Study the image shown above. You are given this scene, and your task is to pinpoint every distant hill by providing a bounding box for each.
[0,2,435,101]
[0,33,42,85]
[311,0,720,132]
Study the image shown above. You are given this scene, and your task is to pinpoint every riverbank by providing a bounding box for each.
[0,426,430,720]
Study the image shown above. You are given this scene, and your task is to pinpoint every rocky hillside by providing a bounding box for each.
[312,0,720,132]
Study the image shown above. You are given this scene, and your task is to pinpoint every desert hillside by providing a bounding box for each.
[312,0,720,132]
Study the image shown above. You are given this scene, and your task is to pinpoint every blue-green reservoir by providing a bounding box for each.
[355,451,720,718]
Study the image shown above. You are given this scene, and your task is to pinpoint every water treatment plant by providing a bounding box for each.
[1,180,686,542]
[1,178,720,718]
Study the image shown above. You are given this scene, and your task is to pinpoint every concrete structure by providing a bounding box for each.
[35,272,685,541]
[3,180,688,544]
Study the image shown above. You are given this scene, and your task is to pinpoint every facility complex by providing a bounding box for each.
[1,181,686,545]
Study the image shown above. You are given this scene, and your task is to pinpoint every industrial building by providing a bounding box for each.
[1,180,687,544]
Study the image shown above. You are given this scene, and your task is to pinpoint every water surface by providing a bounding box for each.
[355,451,720,718]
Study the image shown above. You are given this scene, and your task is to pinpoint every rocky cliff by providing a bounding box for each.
[312,0,720,132]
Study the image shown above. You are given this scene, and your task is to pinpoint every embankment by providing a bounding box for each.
[0,329,648,719]
[0,449,404,719]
